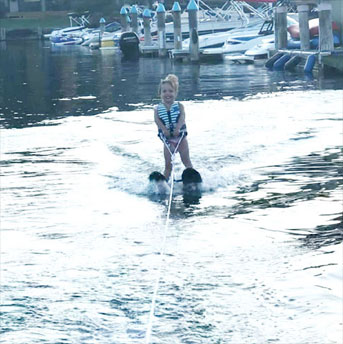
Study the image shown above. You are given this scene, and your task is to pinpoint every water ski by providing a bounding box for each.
[148,171,170,195]
[181,168,202,204]
[181,168,202,185]
[148,168,202,202]
[149,171,167,182]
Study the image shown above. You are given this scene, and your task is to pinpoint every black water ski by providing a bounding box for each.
[181,168,202,204]
[149,171,166,182]
[181,168,202,184]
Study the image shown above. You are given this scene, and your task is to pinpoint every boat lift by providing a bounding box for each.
[196,0,274,23]
[66,11,91,28]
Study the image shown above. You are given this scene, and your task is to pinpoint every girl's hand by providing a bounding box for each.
[163,129,170,138]
[174,128,180,137]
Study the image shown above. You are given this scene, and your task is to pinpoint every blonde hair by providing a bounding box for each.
[158,74,179,95]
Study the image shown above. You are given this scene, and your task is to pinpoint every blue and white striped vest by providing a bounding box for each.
[157,102,180,132]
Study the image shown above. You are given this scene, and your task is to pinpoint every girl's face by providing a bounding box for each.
[160,82,176,105]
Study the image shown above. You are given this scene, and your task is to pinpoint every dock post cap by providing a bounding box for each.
[120,6,128,15]
[187,0,199,11]
[143,8,151,17]
[130,5,138,14]
[275,6,287,13]
[297,4,310,12]
[99,17,106,23]
[318,3,332,11]
[172,2,182,12]
[156,3,166,13]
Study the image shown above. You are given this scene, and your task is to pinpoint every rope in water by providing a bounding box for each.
[145,134,184,344]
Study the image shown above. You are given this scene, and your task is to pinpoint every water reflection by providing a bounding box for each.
[1,40,343,129]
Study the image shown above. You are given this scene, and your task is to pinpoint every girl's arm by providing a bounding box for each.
[154,107,170,138]
[174,102,186,136]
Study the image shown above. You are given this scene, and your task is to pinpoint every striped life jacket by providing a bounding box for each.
[157,102,180,133]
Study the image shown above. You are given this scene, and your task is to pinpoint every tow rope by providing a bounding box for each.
[145,132,185,343]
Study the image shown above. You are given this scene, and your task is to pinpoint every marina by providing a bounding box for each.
[1,0,342,71]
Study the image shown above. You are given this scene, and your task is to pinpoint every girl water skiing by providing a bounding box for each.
[154,74,193,180]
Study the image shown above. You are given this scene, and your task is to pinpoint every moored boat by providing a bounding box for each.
[50,35,84,46]
[201,15,297,60]
[46,11,91,44]
[227,36,274,63]
[151,0,271,44]
[81,22,121,46]
[200,19,275,60]
[100,31,121,50]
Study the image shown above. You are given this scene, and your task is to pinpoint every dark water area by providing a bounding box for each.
[0,40,342,129]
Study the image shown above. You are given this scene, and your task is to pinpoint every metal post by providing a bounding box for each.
[172,2,182,50]
[187,0,199,62]
[297,4,310,51]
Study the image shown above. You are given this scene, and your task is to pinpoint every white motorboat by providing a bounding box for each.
[50,35,84,46]
[183,20,265,51]
[46,12,91,43]
[81,22,121,46]
[47,26,87,40]
[201,19,274,59]
[227,37,275,63]
[201,16,297,60]
[151,0,271,44]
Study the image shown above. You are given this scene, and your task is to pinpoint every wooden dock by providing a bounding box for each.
[139,0,200,62]
[168,48,190,61]
[274,1,343,72]
[140,45,159,57]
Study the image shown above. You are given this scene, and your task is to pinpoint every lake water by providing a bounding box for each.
[0,41,342,344]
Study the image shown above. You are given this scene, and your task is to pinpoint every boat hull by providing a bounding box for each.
[50,36,83,46]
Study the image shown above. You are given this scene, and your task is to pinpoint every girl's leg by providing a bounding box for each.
[178,138,193,169]
[163,145,172,180]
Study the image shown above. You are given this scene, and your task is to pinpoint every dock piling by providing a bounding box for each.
[172,2,182,50]
[297,5,310,50]
[275,6,288,50]
[130,5,139,35]
[99,17,106,45]
[157,3,167,57]
[120,6,130,32]
[318,3,334,52]
[143,9,152,47]
[187,0,199,62]
[99,17,106,35]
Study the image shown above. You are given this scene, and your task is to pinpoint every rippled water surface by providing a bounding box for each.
[0,41,342,344]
